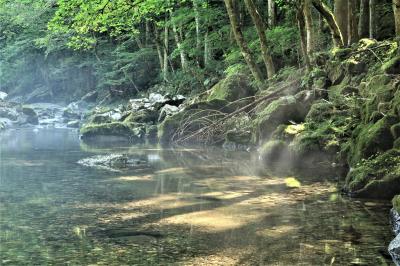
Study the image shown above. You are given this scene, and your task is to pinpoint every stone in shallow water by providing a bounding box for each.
[77,154,148,172]
[389,234,400,266]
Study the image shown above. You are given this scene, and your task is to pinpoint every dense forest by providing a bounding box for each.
[2,0,400,264]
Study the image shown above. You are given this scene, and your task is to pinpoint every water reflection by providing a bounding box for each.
[0,128,394,265]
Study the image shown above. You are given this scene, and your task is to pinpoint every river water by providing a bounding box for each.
[0,128,395,265]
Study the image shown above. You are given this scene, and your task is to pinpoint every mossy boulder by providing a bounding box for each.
[361,74,396,122]
[345,149,400,199]
[80,122,144,142]
[124,109,158,124]
[382,56,400,75]
[254,90,315,142]
[349,115,398,165]
[207,73,255,103]
[21,106,38,125]
[259,140,289,163]
[146,125,158,141]
[88,114,113,124]
[391,123,400,139]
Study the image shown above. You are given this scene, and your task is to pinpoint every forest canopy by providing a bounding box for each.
[0,0,396,102]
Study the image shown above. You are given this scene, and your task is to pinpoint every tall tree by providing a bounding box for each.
[267,0,276,28]
[334,0,349,45]
[394,0,400,36]
[244,0,275,78]
[369,0,376,38]
[312,0,344,47]
[224,0,264,84]
[348,0,359,45]
[297,1,311,70]
[304,0,314,53]
[358,0,370,38]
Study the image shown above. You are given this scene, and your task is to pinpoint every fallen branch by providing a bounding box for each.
[175,80,299,144]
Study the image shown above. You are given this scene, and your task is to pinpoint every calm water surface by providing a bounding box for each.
[0,128,394,265]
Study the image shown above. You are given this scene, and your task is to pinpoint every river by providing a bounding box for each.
[0,128,394,265]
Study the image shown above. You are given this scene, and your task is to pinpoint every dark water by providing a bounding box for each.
[0,128,394,265]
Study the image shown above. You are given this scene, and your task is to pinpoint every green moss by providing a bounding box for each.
[305,101,335,123]
[259,140,288,163]
[393,195,400,213]
[391,123,400,139]
[382,56,400,75]
[225,130,251,145]
[80,122,144,142]
[331,47,352,60]
[124,110,158,124]
[349,115,397,165]
[345,149,400,199]
[254,96,299,142]
[207,73,255,102]
[361,74,394,122]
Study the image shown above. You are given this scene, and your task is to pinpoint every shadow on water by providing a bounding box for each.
[0,128,394,265]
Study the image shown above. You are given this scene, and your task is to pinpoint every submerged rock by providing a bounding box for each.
[77,154,148,172]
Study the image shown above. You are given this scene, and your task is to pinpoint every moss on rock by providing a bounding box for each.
[393,195,400,213]
[259,140,289,163]
[254,91,315,143]
[345,149,400,199]
[382,56,400,75]
[207,73,255,102]
[80,122,144,142]
[349,115,397,165]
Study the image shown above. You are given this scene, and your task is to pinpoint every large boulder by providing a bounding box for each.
[207,73,255,103]
[349,115,398,165]
[158,99,230,144]
[345,149,400,199]
[254,90,315,142]
[21,106,39,125]
[80,122,145,143]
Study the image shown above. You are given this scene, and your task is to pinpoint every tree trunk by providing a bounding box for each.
[348,0,359,45]
[393,0,400,36]
[312,0,344,47]
[145,20,150,47]
[193,0,202,66]
[163,17,169,81]
[298,1,311,70]
[244,0,275,78]
[224,0,264,84]
[154,26,164,71]
[334,0,349,46]
[369,0,376,38]
[171,12,188,70]
[358,0,369,38]
[304,0,314,53]
[267,0,276,28]
[204,30,211,67]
